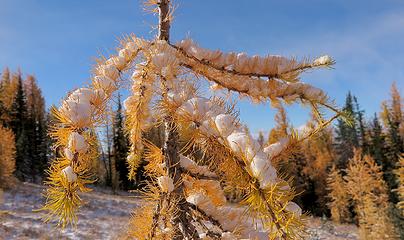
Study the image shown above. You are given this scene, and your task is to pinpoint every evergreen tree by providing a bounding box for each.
[381,83,404,159]
[10,72,30,181]
[381,102,400,182]
[369,113,387,167]
[353,96,369,153]
[24,75,48,182]
[101,108,114,187]
[288,149,311,210]
[113,94,131,190]
[335,92,359,169]
[380,83,403,203]
[1,69,48,182]
[44,112,54,166]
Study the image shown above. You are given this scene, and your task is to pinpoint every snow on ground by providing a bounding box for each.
[0,182,139,239]
[305,217,358,240]
[0,183,358,240]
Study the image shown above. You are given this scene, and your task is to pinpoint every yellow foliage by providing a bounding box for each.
[143,140,165,177]
[267,104,289,145]
[127,203,154,239]
[41,1,343,238]
[177,109,307,239]
[0,69,19,124]
[345,149,399,240]
[41,109,100,227]
[396,154,404,215]
[326,166,350,223]
[303,123,336,214]
[0,125,16,188]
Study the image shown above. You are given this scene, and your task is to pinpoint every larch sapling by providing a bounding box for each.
[0,125,16,188]
[40,1,346,239]
[345,149,399,240]
[326,166,351,223]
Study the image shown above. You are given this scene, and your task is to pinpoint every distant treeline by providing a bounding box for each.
[0,68,403,238]
[0,68,49,183]
[260,83,403,238]
[0,68,137,191]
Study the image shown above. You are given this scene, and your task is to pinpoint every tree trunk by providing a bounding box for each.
[158,0,170,42]
[107,123,112,187]
[157,1,198,239]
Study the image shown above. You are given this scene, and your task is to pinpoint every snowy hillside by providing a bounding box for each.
[0,183,358,240]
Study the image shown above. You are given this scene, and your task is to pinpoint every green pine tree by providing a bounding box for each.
[25,75,48,182]
[113,94,131,190]
[10,71,30,181]
[379,83,403,204]
[369,113,387,167]
[44,112,54,166]
[335,92,359,169]
[353,96,369,153]
[381,102,402,203]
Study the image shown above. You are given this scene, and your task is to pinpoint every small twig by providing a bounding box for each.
[186,202,224,235]
[149,196,162,238]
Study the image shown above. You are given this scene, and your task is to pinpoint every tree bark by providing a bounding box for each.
[158,0,170,42]
[157,1,198,239]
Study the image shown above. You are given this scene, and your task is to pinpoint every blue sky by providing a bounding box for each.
[1,0,403,134]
